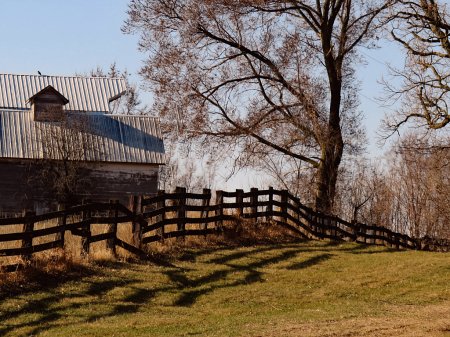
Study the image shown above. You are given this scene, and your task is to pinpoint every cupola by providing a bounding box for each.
[25,85,69,121]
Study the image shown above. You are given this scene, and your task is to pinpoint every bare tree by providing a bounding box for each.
[334,159,380,222]
[343,133,450,239]
[27,106,103,206]
[158,141,217,192]
[381,0,450,136]
[123,0,396,214]
[78,62,151,115]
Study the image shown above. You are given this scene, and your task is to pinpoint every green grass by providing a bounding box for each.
[1,240,450,336]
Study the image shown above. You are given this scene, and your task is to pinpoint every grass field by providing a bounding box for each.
[1,239,450,336]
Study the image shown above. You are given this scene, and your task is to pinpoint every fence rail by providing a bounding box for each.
[0,187,419,272]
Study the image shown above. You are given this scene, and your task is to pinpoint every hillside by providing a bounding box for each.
[1,240,450,336]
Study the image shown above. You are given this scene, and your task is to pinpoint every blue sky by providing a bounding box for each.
[0,1,405,188]
[0,0,143,82]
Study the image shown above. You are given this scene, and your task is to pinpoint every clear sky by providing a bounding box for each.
[0,0,143,84]
[0,1,405,189]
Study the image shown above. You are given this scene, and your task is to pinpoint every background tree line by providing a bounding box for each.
[37,0,450,239]
[120,0,450,239]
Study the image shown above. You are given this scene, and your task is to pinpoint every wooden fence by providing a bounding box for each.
[0,187,418,272]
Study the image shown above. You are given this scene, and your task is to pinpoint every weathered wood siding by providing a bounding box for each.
[0,159,33,216]
[82,162,159,208]
[0,159,159,215]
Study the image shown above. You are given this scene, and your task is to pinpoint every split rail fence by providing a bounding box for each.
[0,187,418,272]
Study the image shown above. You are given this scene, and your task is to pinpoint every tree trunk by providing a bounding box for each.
[315,159,336,215]
[315,131,343,215]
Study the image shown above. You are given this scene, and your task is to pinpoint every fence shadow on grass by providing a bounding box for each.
[287,253,334,270]
[0,241,411,335]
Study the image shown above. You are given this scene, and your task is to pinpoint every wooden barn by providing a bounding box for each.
[0,73,165,215]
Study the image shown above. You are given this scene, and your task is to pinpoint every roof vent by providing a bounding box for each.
[26,85,69,122]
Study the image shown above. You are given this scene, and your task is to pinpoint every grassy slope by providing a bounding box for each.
[1,240,450,336]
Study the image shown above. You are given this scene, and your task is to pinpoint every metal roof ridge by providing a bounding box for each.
[105,114,160,118]
[0,73,125,80]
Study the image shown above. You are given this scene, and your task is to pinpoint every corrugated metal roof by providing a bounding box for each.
[0,111,165,164]
[0,74,126,113]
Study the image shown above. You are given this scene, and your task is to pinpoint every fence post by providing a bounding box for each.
[280,190,288,223]
[131,195,143,247]
[324,217,331,239]
[361,224,367,244]
[200,188,211,238]
[81,198,92,258]
[250,187,258,221]
[236,189,244,218]
[395,233,400,249]
[309,214,315,237]
[107,199,118,256]
[266,186,273,223]
[175,187,187,241]
[156,190,165,240]
[375,227,381,245]
[372,226,376,245]
[318,216,324,237]
[292,198,300,228]
[55,204,67,246]
[401,235,407,249]
[21,211,35,262]
[215,190,223,231]
[330,217,336,239]
[384,229,391,247]
[350,220,357,243]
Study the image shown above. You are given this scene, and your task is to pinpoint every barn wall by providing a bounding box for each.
[0,159,159,215]
[0,159,34,216]
[79,162,159,208]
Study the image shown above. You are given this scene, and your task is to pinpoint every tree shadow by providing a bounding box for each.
[0,263,96,305]
[163,247,305,307]
[0,240,407,334]
[86,279,137,297]
[320,240,406,254]
[287,253,333,270]
[0,294,65,336]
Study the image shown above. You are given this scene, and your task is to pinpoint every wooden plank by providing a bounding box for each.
[235,189,244,217]
[0,240,63,257]
[275,221,309,239]
[115,238,146,257]
[156,189,165,241]
[0,203,111,226]
[176,187,187,240]
[265,186,273,222]
[250,188,258,220]
[90,215,132,224]
[21,210,35,262]
[81,198,91,258]
[54,204,66,246]
[123,203,224,218]
[141,191,211,207]
[200,188,211,236]
[142,215,228,233]
[280,190,288,224]
[106,200,118,255]
[115,203,147,227]
[131,195,143,247]
[142,228,217,244]
[89,232,116,243]
[215,190,223,231]
[0,218,95,242]
[142,207,165,220]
